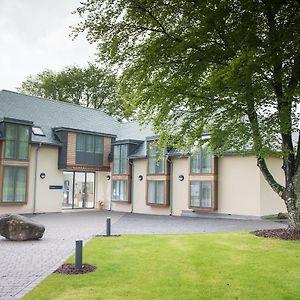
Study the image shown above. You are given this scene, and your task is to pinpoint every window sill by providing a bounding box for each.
[146,202,169,208]
[112,200,130,204]
[0,202,27,206]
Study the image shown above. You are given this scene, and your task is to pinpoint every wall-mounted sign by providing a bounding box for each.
[49,185,63,190]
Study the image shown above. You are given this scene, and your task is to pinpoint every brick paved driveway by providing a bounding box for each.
[0,211,286,299]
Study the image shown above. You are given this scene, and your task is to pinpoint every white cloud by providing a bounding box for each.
[0,0,96,91]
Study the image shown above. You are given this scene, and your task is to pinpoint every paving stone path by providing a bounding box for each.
[0,211,286,299]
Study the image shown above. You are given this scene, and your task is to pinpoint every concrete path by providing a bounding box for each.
[0,211,286,299]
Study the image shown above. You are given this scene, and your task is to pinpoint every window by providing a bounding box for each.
[147,181,165,205]
[190,181,212,208]
[113,145,128,174]
[76,133,104,165]
[32,127,45,136]
[112,180,127,201]
[190,145,212,174]
[5,123,30,160]
[2,166,27,203]
[148,142,165,174]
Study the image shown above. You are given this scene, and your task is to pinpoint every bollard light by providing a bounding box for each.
[106,217,111,236]
[75,240,83,270]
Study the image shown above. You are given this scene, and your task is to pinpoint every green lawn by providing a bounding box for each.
[24,233,300,300]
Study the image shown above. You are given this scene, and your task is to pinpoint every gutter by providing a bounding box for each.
[33,143,42,213]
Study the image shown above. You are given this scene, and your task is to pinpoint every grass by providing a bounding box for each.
[24,233,300,300]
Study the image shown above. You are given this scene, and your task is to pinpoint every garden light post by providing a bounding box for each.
[75,240,83,270]
[106,217,111,236]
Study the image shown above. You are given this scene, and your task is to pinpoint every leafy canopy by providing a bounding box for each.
[18,63,125,120]
[73,0,300,157]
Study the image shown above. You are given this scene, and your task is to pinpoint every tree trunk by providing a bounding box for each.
[286,168,300,231]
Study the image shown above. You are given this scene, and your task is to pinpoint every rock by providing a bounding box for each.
[0,214,45,241]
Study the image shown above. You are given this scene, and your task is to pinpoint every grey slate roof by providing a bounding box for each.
[0,90,120,145]
[117,122,153,141]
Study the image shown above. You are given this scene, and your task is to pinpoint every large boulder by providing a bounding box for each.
[0,214,45,241]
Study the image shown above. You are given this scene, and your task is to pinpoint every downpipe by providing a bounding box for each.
[167,156,173,216]
[33,143,42,214]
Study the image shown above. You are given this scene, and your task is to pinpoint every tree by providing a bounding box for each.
[18,64,125,120]
[73,0,300,229]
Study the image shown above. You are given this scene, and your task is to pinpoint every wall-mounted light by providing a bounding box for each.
[178,175,184,181]
[106,175,111,181]
[138,175,143,181]
[40,173,46,179]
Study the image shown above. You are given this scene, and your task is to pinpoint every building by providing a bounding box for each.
[0,90,286,217]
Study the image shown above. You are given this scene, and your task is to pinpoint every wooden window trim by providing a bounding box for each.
[4,124,30,162]
[112,144,129,175]
[0,165,29,205]
[146,180,169,207]
[188,179,217,211]
[188,155,218,211]
[111,179,131,203]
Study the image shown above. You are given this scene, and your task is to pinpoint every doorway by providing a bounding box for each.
[63,171,95,209]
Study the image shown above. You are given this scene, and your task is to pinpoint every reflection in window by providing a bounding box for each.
[190,181,212,208]
[147,181,165,205]
[147,142,164,174]
[5,123,29,160]
[190,145,212,174]
[112,180,127,201]
[2,166,27,203]
[113,145,128,174]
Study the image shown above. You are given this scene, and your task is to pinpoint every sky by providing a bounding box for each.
[0,0,96,91]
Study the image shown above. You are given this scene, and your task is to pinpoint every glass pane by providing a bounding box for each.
[18,141,28,160]
[85,173,95,208]
[120,145,127,174]
[190,182,201,207]
[18,126,29,142]
[74,172,86,208]
[63,172,74,209]
[5,140,16,159]
[190,154,201,174]
[76,134,85,152]
[148,143,156,158]
[147,181,156,204]
[86,135,94,153]
[95,137,103,154]
[2,167,15,202]
[200,181,212,207]
[148,157,156,174]
[112,180,120,200]
[119,180,127,201]
[113,146,120,174]
[156,159,165,174]
[156,181,165,204]
[6,123,17,139]
[15,168,26,202]
[201,147,212,173]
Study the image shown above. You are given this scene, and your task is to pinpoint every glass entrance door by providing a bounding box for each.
[63,171,95,209]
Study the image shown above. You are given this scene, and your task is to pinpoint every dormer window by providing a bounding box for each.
[32,126,45,136]
[113,144,128,175]
[147,142,165,175]
[5,123,30,160]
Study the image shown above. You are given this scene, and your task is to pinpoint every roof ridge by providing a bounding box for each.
[1,89,120,123]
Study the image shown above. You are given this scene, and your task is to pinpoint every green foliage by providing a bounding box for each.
[73,0,300,156]
[18,63,125,120]
[24,233,300,300]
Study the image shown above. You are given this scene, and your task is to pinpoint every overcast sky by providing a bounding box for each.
[0,0,96,91]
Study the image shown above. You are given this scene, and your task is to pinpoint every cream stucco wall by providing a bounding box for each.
[172,157,189,216]
[260,157,286,216]
[217,156,261,216]
[1,145,63,214]
[95,171,113,210]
